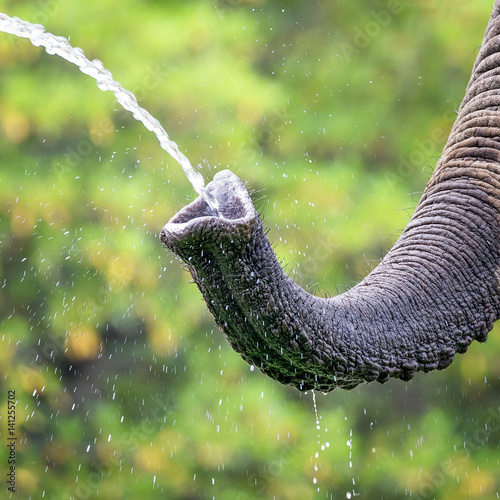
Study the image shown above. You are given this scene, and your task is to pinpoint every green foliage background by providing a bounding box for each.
[0,0,499,498]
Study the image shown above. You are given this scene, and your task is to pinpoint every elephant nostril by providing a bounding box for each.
[161,170,254,229]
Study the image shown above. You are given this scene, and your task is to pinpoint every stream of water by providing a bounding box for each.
[0,12,219,214]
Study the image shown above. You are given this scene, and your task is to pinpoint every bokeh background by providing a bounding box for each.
[1,0,499,498]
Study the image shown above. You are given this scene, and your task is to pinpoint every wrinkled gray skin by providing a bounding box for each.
[160,5,500,393]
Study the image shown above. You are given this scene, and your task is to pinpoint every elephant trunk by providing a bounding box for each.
[160,4,500,392]
[160,167,499,392]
